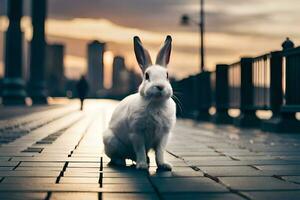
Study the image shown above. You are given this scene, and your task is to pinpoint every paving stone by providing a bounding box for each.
[102,183,154,192]
[243,191,300,200]
[0,161,19,167]
[164,161,189,167]
[20,162,65,167]
[101,166,138,173]
[264,170,300,176]
[189,160,247,166]
[150,177,228,192]
[63,172,100,178]
[0,157,11,161]
[2,177,56,184]
[0,171,60,177]
[68,163,100,168]
[102,171,148,178]
[0,192,47,200]
[2,100,300,198]
[60,177,99,184]
[102,177,149,184]
[219,177,300,190]
[199,166,265,177]
[0,183,102,192]
[162,192,245,200]
[149,170,204,177]
[222,151,264,156]
[50,192,98,200]
[65,168,100,173]
[282,176,300,184]
[231,155,280,160]
[172,151,221,156]
[244,160,300,165]
[268,152,300,156]
[256,165,300,171]
[182,156,232,161]
[15,166,62,171]
[102,193,159,200]
[0,167,14,170]
[281,156,300,160]
[151,166,196,172]
[22,147,43,153]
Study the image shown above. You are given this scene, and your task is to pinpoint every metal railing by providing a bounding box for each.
[251,51,282,113]
[282,47,300,110]
[171,45,299,131]
[228,61,241,109]
[252,53,271,109]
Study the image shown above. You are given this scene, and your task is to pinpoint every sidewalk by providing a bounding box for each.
[0,99,300,200]
[0,98,72,120]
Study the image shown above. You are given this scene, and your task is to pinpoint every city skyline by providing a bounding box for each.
[0,0,300,85]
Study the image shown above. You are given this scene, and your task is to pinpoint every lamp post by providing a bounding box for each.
[181,0,205,72]
[180,1,211,121]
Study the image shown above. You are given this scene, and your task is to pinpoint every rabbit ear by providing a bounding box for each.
[156,35,172,67]
[134,36,152,72]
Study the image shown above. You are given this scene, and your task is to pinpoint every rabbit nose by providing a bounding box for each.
[155,85,164,91]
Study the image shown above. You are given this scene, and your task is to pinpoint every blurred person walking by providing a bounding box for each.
[76,75,89,110]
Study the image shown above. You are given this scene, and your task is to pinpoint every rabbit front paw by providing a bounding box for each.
[136,162,149,170]
[157,162,172,171]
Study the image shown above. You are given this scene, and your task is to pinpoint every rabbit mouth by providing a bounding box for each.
[147,91,171,101]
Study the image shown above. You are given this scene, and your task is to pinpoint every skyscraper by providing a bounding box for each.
[45,43,65,96]
[87,40,105,97]
[112,56,125,89]
[112,56,129,95]
[128,70,142,93]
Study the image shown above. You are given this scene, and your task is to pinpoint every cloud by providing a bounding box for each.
[46,0,300,34]
[1,0,300,79]
[2,0,300,36]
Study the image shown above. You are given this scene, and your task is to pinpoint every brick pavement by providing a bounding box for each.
[0,99,300,199]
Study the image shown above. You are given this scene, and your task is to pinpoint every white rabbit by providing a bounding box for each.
[103,35,176,171]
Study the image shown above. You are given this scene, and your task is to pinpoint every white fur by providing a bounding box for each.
[103,65,176,170]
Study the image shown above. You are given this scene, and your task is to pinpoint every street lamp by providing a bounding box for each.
[180,1,211,121]
[181,0,205,72]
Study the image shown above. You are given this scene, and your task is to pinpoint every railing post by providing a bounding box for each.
[190,75,198,118]
[172,77,195,118]
[261,51,285,131]
[197,71,212,121]
[269,51,283,115]
[183,76,197,118]
[274,47,300,132]
[235,57,260,127]
[211,64,232,124]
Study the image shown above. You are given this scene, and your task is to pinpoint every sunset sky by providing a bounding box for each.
[0,0,300,87]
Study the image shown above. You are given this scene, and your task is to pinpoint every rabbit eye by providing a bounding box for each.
[166,72,169,79]
[145,72,150,80]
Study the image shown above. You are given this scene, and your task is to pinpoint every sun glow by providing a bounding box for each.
[103,51,114,89]
[64,55,87,79]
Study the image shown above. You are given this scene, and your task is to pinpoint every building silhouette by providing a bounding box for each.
[87,40,105,97]
[112,56,125,89]
[128,70,142,93]
[45,43,65,96]
[112,56,130,95]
